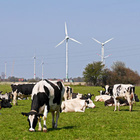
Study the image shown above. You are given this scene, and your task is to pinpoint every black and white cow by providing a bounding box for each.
[21,80,65,132]
[11,83,35,105]
[72,93,94,100]
[0,92,13,102]
[0,98,12,109]
[113,84,135,111]
[63,86,73,100]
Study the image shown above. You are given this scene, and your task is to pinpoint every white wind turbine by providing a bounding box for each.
[92,38,113,64]
[41,60,44,80]
[55,22,82,82]
[33,54,36,79]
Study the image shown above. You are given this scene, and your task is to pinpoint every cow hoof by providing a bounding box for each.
[38,128,42,131]
[43,129,47,132]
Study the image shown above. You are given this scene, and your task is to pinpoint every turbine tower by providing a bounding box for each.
[92,38,113,64]
[5,62,7,79]
[55,22,82,82]
[33,55,36,79]
[41,60,44,80]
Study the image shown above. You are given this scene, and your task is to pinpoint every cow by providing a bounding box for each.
[72,93,94,100]
[104,97,129,106]
[0,98,12,109]
[113,84,135,111]
[98,90,105,95]
[94,95,112,102]
[21,79,65,132]
[104,93,139,107]
[0,92,13,102]
[63,86,73,100]
[11,83,35,105]
[61,98,95,112]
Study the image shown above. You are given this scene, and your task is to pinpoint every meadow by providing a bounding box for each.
[0,84,140,140]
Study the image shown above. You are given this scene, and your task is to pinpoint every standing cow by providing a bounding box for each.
[113,84,135,111]
[21,80,65,132]
[11,83,35,105]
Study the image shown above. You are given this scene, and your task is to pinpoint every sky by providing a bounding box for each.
[0,0,140,80]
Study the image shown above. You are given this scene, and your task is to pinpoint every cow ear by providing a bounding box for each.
[21,112,29,116]
[85,100,89,104]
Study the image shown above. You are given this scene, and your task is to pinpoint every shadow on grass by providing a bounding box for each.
[48,126,75,132]
[35,126,75,132]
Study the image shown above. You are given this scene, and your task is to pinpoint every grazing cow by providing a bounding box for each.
[61,98,95,112]
[0,98,12,109]
[11,83,35,105]
[113,84,135,111]
[63,86,73,100]
[94,95,111,102]
[21,80,65,132]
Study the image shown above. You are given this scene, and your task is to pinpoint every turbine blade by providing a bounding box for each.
[69,37,82,44]
[92,38,102,44]
[104,54,112,59]
[55,38,66,48]
[65,22,68,36]
[104,38,114,44]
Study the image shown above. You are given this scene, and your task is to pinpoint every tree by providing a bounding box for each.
[83,61,104,85]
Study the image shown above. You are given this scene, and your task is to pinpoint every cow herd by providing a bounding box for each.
[0,80,139,132]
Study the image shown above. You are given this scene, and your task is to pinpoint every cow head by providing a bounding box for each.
[0,99,12,108]
[21,111,43,132]
[85,99,95,108]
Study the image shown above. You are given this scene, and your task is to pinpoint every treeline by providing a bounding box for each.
[83,61,140,86]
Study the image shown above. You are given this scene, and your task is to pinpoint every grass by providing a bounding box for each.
[0,84,140,140]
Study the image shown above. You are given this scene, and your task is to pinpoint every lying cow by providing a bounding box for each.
[105,93,139,106]
[11,83,35,105]
[63,86,73,100]
[72,93,94,100]
[0,98,12,109]
[21,79,65,132]
[104,97,129,106]
[113,84,135,111]
[61,98,95,112]
[94,95,112,102]
[0,92,13,102]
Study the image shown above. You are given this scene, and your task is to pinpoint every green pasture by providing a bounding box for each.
[0,84,140,140]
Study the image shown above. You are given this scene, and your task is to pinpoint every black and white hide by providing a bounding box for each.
[21,80,65,132]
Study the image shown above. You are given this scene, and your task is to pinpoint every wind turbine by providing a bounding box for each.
[33,55,36,79]
[55,22,82,82]
[41,60,44,80]
[92,38,113,64]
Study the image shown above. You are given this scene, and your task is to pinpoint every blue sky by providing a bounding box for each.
[0,0,140,79]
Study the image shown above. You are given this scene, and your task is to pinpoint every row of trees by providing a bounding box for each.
[83,61,140,86]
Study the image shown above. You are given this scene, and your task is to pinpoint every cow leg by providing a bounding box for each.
[54,111,59,128]
[117,101,120,111]
[38,118,42,131]
[43,105,48,132]
[51,111,55,128]
[127,98,133,111]
[114,98,117,111]
[12,91,18,105]
[52,111,59,128]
